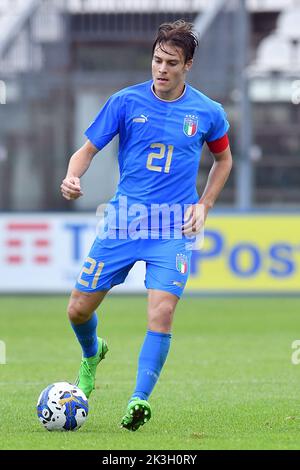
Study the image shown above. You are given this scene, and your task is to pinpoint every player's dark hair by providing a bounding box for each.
[152,20,199,63]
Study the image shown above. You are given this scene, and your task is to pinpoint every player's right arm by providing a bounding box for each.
[61,140,99,200]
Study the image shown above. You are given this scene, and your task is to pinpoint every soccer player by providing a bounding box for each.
[61,20,232,431]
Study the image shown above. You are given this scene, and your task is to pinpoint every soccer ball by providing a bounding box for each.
[37,382,88,431]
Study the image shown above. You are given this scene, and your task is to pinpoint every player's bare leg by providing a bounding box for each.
[147,288,179,333]
[68,288,109,398]
[121,289,178,431]
[67,288,108,324]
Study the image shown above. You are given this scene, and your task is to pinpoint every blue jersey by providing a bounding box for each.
[85,80,229,231]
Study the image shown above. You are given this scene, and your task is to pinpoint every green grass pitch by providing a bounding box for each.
[0,295,300,450]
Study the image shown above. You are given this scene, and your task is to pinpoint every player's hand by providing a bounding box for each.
[182,203,207,236]
[61,176,83,200]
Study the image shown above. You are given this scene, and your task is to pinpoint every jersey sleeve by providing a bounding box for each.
[84,93,122,150]
[205,103,230,143]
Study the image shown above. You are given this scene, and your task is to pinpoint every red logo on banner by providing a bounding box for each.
[5,223,51,264]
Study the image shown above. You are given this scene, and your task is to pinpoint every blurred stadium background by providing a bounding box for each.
[0,0,299,294]
[1,0,300,452]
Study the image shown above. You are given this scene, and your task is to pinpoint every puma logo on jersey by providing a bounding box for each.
[133,114,148,123]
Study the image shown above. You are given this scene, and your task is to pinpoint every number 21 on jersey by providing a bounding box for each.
[146,143,174,174]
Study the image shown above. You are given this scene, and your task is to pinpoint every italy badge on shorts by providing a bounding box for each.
[176,253,188,274]
[183,115,198,137]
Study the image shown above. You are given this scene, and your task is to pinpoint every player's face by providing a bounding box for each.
[152,42,193,101]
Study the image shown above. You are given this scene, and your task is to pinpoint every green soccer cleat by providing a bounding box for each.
[120,398,152,432]
[75,337,108,398]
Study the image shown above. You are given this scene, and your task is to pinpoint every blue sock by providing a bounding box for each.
[131,330,171,401]
[71,312,98,358]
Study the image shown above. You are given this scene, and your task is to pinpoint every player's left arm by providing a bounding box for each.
[183,137,232,236]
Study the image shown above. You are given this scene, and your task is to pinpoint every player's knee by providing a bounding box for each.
[67,296,90,324]
[149,300,175,332]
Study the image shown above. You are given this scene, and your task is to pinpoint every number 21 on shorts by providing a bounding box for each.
[77,257,105,289]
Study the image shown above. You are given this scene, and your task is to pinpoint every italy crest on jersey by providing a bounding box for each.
[183,115,198,137]
[176,253,188,274]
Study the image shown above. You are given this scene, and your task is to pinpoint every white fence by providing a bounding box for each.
[0,213,145,293]
[1,212,299,294]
